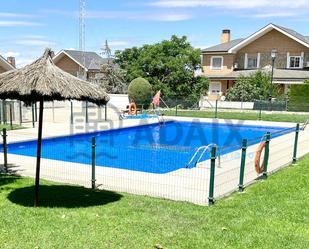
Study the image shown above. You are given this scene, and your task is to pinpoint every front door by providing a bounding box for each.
[209,82,221,96]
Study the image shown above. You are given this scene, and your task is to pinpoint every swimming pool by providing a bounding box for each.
[7,121,294,174]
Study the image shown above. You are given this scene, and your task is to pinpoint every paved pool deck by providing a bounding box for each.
[2,116,309,205]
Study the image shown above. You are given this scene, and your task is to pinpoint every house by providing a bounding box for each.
[202,23,309,100]
[53,49,110,81]
[0,55,15,73]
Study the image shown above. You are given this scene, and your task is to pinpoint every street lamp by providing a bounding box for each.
[269,48,277,104]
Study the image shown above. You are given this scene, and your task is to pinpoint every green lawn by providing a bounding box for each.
[1,157,309,249]
[0,124,22,130]
[163,109,309,123]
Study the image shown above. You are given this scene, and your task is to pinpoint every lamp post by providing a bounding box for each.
[269,49,277,108]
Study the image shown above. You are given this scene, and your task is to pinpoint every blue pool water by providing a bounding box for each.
[7,121,294,174]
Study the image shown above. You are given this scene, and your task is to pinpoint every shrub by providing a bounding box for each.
[288,82,309,112]
[128,77,153,109]
[226,76,262,102]
[226,71,279,102]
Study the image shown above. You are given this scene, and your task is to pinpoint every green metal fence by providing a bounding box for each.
[0,122,307,206]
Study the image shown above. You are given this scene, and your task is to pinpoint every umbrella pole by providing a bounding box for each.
[34,100,44,207]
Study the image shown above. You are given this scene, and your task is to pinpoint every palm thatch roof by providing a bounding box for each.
[0,48,109,105]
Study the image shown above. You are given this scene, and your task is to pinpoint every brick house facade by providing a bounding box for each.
[53,50,109,82]
[202,24,309,100]
[0,55,15,74]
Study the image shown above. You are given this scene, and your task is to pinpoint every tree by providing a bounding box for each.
[226,71,277,102]
[97,62,127,94]
[115,36,208,103]
[95,40,128,94]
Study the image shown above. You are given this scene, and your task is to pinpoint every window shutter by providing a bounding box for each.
[287,52,290,69]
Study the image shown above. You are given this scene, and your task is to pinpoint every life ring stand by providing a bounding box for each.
[128,102,137,115]
[254,142,266,174]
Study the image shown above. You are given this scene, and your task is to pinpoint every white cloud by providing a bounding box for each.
[2,51,20,57]
[15,57,34,67]
[15,39,55,47]
[250,12,297,18]
[150,0,309,19]
[108,41,130,47]
[0,12,35,18]
[0,21,42,27]
[151,13,192,21]
[43,9,192,22]
[150,0,309,9]
[86,10,192,21]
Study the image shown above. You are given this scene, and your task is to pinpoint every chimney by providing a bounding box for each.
[7,57,16,68]
[221,29,231,44]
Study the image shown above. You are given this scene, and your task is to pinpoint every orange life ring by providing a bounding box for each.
[128,102,137,115]
[254,142,266,174]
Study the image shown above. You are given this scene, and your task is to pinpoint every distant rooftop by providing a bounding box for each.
[202,39,244,53]
[203,23,309,53]
[60,50,110,70]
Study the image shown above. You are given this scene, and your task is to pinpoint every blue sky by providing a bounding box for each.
[1,0,309,67]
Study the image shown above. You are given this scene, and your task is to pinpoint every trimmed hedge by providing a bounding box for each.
[288,84,309,112]
[128,77,153,109]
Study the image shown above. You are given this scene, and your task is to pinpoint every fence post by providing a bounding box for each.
[70,101,73,125]
[31,103,35,128]
[34,102,38,122]
[262,132,271,179]
[175,104,178,116]
[0,102,2,124]
[9,101,13,130]
[2,100,7,125]
[258,101,262,121]
[293,123,300,164]
[85,101,89,123]
[214,99,218,118]
[2,128,8,173]
[104,104,107,121]
[238,139,248,192]
[208,146,216,206]
[91,137,96,190]
[19,101,22,125]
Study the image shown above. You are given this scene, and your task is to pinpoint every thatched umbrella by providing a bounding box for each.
[0,48,109,206]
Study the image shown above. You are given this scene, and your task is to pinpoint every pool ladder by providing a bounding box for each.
[186,144,221,169]
[158,115,165,126]
[302,119,309,130]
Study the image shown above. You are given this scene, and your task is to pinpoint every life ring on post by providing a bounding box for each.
[254,142,266,174]
[128,102,137,115]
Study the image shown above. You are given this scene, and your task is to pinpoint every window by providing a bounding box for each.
[247,57,258,69]
[289,56,301,68]
[211,56,223,70]
[245,53,260,69]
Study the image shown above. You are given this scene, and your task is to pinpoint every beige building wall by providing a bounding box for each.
[55,55,80,75]
[0,65,7,74]
[239,29,309,54]
[202,54,234,75]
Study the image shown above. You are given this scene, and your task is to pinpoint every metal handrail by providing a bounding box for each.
[302,119,309,130]
[157,115,165,126]
[186,143,220,168]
